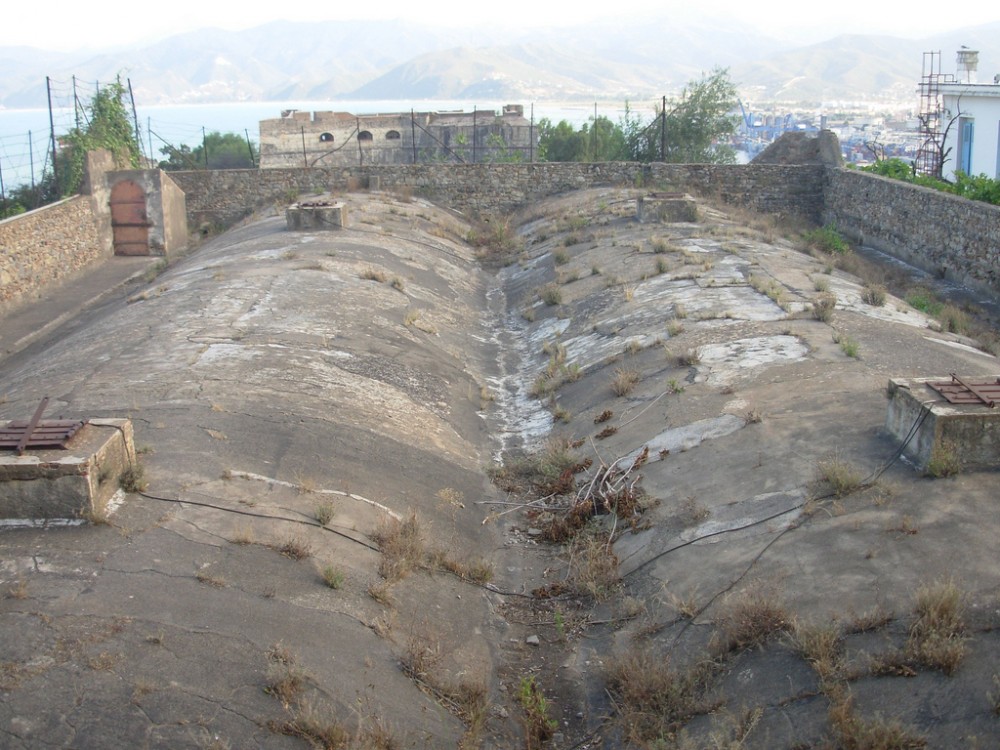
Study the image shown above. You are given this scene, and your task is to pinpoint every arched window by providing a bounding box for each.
[319,132,334,142]
[385,130,401,140]
[358,131,373,142]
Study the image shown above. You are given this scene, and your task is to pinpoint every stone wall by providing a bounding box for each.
[0,196,108,312]
[825,168,1000,297]
[170,162,827,230]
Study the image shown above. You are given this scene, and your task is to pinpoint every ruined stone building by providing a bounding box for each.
[258,105,535,168]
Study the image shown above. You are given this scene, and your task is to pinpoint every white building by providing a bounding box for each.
[939,50,1000,180]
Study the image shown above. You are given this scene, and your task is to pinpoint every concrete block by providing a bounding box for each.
[886,377,1000,472]
[0,418,136,520]
[286,202,347,231]
[637,193,698,223]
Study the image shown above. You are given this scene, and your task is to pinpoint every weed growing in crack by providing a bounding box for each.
[517,676,557,748]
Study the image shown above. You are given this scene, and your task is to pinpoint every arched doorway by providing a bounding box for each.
[110,180,150,256]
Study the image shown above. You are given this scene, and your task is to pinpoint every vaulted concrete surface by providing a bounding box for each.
[3,182,1000,749]
[0,192,506,748]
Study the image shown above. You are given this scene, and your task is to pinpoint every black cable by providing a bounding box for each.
[137,489,380,552]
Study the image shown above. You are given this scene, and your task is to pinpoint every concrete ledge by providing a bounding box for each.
[286,201,346,231]
[0,418,136,520]
[886,378,1000,471]
[637,193,698,223]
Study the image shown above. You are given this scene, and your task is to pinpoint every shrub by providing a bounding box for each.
[804,223,850,254]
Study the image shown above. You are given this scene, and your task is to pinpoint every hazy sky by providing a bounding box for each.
[7,0,1000,50]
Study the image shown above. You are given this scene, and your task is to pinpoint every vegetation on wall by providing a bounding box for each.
[538,68,738,165]
[862,158,1000,207]
[0,78,142,219]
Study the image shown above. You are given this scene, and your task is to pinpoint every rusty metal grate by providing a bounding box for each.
[0,397,85,455]
[927,374,1000,408]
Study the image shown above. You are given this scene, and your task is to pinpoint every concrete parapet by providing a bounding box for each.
[886,377,1000,472]
[0,418,136,521]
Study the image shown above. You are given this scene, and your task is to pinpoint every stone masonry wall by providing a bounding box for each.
[825,169,1000,297]
[169,162,827,230]
[0,196,106,312]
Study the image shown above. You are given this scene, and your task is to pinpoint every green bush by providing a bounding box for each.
[863,158,1000,207]
[804,224,850,254]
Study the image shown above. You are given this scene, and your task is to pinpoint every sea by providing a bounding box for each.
[0,100,621,190]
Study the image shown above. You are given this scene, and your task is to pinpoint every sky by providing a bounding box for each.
[6,0,1000,51]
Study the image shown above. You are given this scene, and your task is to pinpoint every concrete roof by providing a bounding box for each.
[1,187,998,748]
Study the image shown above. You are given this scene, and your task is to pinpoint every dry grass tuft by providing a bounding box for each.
[605,647,719,745]
[812,292,837,322]
[846,605,893,634]
[359,266,388,283]
[401,634,490,744]
[372,512,424,582]
[611,367,641,397]
[712,585,790,654]
[314,502,335,526]
[566,529,620,601]
[791,621,844,688]
[828,694,926,749]
[816,453,866,497]
[277,535,313,561]
[4,579,29,600]
[195,570,226,588]
[907,578,966,675]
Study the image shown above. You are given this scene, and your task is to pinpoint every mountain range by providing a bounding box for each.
[1,17,998,109]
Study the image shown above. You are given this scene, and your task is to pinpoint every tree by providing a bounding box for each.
[622,68,739,164]
[59,78,142,196]
[538,116,625,162]
[158,131,258,171]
